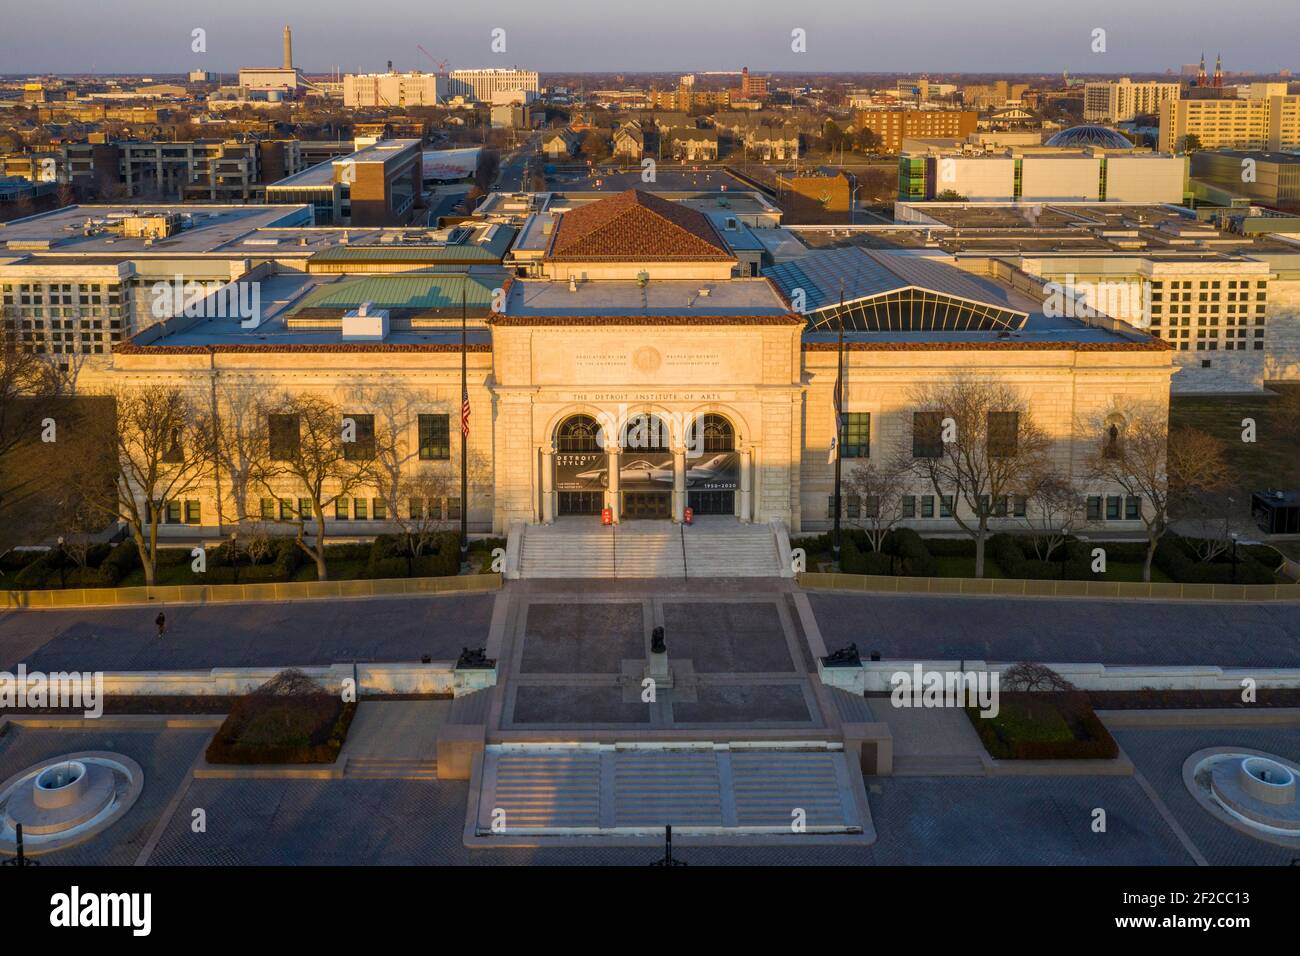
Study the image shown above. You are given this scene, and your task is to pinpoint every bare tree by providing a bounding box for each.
[903,375,1051,578]
[0,327,68,546]
[60,386,212,586]
[1021,470,1083,562]
[1002,661,1077,693]
[1085,404,1231,582]
[389,471,456,574]
[246,393,375,580]
[844,457,909,553]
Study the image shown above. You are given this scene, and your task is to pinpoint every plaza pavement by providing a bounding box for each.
[809,592,1300,667]
[3,718,1231,867]
[2,585,1296,675]
[0,592,495,673]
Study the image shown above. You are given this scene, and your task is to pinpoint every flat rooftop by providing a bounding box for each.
[0,203,314,256]
[505,277,791,317]
[132,271,496,348]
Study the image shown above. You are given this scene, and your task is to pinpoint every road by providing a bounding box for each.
[1,587,1296,673]
[0,593,496,672]
[495,134,536,192]
[809,592,1300,668]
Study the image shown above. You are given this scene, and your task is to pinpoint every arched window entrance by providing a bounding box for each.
[620,414,672,519]
[554,414,605,515]
[687,413,738,516]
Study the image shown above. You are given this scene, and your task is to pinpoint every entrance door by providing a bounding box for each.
[688,489,735,515]
[558,491,602,515]
[622,492,671,520]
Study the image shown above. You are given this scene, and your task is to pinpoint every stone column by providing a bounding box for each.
[540,446,555,524]
[606,445,621,522]
[672,446,687,522]
[739,447,753,522]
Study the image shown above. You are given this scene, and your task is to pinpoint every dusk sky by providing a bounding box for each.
[1,0,1296,75]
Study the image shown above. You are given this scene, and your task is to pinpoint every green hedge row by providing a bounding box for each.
[839,528,939,576]
[6,531,463,590]
[1154,535,1275,585]
[812,527,1277,585]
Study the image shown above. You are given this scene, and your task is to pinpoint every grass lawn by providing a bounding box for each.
[1170,388,1300,524]
[982,698,1075,744]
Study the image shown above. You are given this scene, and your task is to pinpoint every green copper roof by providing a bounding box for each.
[289,273,502,313]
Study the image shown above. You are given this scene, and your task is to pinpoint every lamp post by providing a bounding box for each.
[1230,531,1239,583]
[832,286,845,566]
[460,278,469,559]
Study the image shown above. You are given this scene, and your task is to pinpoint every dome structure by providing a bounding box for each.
[1043,125,1135,149]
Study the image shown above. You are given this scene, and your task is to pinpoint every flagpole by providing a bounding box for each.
[460,277,468,558]
[832,284,844,566]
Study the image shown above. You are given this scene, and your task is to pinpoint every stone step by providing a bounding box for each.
[476,746,867,837]
[516,522,784,579]
[345,757,440,779]
[890,754,987,777]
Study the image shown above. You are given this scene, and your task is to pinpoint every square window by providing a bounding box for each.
[268,414,299,460]
[354,498,368,520]
[987,411,1019,457]
[335,497,349,520]
[418,414,450,461]
[184,500,201,524]
[920,495,934,518]
[1087,496,1102,521]
[902,495,916,519]
[1125,496,1140,520]
[343,413,376,461]
[841,412,870,459]
[1106,495,1121,520]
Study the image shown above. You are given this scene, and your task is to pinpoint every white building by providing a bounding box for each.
[448,69,539,103]
[343,72,448,108]
[1083,78,1181,123]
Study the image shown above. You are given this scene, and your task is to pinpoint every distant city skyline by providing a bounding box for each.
[0,0,1296,75]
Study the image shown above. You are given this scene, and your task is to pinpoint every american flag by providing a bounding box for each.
[461,391,471,437]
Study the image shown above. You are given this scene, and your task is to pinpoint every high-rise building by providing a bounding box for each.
[855,109,978,153]
[1083,78,1181,122]
[343,72,447,108]
[447,68,539,103]
[1159,91,1300,151]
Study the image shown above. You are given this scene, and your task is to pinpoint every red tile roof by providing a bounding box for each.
[545,189,735,262]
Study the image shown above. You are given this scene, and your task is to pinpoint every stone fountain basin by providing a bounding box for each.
[4,762,116,835]
[1210,760,1300,832]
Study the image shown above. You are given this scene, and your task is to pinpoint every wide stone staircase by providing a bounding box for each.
[473,744,868,838]
[511,519,787,579]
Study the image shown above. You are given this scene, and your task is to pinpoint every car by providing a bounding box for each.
[574,458,674,487]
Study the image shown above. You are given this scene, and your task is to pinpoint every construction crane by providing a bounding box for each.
[416,45,449,74]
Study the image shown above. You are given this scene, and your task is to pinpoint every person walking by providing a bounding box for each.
[155,611,166,639]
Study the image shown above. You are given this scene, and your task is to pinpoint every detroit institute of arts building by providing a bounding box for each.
[43,187,1174,538]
